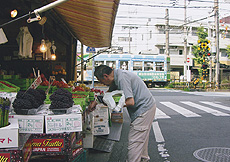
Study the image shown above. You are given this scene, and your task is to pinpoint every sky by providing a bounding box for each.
[108,0,230,53]
[80,0,230,53]
[113,0,230,30]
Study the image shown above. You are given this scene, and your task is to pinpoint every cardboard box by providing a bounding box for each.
[94,105,109,125]
[94,121,110,135]
[94,105,109,119]
[0,119,19,148]
[9,115,44,134]
[45,114,82,134]
[31,132,76,155]
[83,133,94,148]
[111,112,123,123]
[0,133,32,162]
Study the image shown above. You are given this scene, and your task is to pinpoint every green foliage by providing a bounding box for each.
[221,79,230,84]
[197,27,208,40]
[167,83,174,88]
[226,45,230,59]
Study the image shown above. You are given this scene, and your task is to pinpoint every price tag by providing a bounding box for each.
[29,75,42,89]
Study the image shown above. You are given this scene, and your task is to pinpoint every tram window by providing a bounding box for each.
[95,61,104,67]
[106,61,116,69]
[120,61,128,70]
[155,62,164,71]
[133,61,143,71]
[144,61,154,71]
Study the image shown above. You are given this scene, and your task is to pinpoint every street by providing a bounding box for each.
[149,89,230,162]
[87,88,230,162]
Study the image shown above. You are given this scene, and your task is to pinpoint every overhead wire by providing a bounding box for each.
[119,3,213,8]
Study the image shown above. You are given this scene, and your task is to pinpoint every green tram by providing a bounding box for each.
[77,54,170,87]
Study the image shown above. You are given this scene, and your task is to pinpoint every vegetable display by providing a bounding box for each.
[0,97,11,127]
[49,88,74,109]
[13,88,46,112]
[0,80,20,92]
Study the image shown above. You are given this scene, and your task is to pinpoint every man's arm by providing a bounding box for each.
[88,100,97,112]
[125,97,135,107]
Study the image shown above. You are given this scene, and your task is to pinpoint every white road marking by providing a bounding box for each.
[181,101,230,116]
[152,121,165,143]
[182,92,230,97]
[155,108,171,119]
[200,101,230,111]
[160,102,201,117]
[152,121,170,160]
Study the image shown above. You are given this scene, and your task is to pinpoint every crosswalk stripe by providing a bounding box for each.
[152,121,165,143]
[160,102,201,117]
[200,101,230,111]
[181,101,230,116]
[155,108,171,119]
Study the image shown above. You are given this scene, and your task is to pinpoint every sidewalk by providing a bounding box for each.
[86,108,131,162]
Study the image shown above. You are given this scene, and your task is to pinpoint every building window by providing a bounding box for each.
[179,50,183,55]
[191,28,198,36]
[221,50,227,57]
[156,25,165,34]
[149,30,152,39]
[159,49,165,54]
[118,37,132,42]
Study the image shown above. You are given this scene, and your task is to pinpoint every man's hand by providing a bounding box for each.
[88,100,97,112]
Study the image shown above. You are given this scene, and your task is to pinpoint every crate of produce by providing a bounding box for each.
[31,132,77,155]
[72,91,90,96]
[6,78,35,91]
[11,75,20,79]
[71,148,86,162]
[0,75,12,80]
[63,87,72,92]
[73,97,88,111]
[0,80,20,92]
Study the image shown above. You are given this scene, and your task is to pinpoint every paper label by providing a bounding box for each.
[45,114,82,134]
[9,115,44,133]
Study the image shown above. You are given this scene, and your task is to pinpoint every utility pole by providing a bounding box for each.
[214,0,220,89]
[208,25,212,87]
[128,28,131,53]
[165,9,169,56]
[122,26,138,54]
[147,18,151,51]
[184,0,188,80]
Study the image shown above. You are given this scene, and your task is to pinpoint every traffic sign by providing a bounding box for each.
[187,58,190,63]
[86,47,96,53]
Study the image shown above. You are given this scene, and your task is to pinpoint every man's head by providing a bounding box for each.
[94,65,114,86]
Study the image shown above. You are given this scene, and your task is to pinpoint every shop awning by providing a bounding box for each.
[50,0,120,48]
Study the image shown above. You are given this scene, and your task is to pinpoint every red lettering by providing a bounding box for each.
[0,139,5,143]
